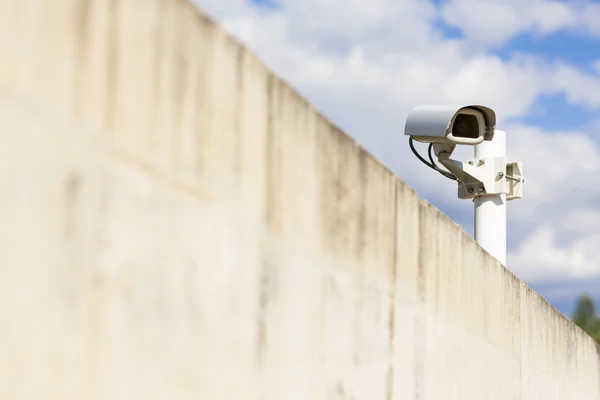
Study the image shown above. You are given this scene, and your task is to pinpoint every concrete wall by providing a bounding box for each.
[0,0,599,398]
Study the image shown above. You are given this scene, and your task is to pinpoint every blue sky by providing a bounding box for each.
[496,32,600,135]
[195,0,600,317]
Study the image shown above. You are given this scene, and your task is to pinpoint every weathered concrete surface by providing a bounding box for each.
[0,0,599,399]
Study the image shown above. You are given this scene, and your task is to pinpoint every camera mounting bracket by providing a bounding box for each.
[433,144,524,200]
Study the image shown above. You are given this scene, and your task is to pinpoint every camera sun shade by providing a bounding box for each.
[404,105,496,145]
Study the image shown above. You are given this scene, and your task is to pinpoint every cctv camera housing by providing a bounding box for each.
[404,105,496,145]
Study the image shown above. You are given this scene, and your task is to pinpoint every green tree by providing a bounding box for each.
[572,294,600,343]
[590,319,600,343]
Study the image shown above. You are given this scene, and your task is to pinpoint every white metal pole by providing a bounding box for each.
[474,130,507,265]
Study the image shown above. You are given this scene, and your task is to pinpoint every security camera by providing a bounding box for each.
[405,104,523,201]
[404,105,496,145]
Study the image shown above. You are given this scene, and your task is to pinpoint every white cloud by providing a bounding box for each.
[504,124,600,281]
[277,0,438,51]
[577,2,600,37]
[202,0,550,123]
[505,130,600,278]
[564,209,600,234]
[551,64,600,109]
[192,0,600,284]
[441,0,600,50]
[441,0,570,48]
[506,124,600,204]
[508,225,600,282]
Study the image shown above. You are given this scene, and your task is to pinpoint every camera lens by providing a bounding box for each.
[452,114,479,139]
